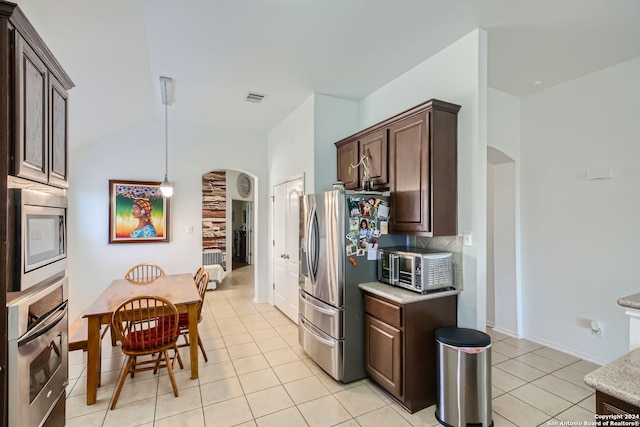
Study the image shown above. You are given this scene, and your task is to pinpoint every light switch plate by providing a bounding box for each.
[463,231,473,247]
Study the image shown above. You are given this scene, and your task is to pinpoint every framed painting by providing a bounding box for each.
[109,180,170,243]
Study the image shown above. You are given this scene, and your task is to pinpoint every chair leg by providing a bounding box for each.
[173,345,184,369]
[130,356,136,378]
[111,356,134,410]
[153,352,164,374]
[164,350,179,397]
[197,335,208,362]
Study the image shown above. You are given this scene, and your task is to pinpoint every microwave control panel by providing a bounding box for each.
[414,257,422,290]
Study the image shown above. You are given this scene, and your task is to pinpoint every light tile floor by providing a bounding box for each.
[66,265,600,426]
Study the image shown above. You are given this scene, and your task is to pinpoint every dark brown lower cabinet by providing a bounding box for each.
[363,292,457,413]
[596,390,640,415]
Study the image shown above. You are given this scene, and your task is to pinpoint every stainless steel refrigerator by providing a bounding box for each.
[298,190,405,383]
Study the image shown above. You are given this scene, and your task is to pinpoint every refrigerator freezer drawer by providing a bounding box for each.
[299,315,344,381]
[299,291,343,339]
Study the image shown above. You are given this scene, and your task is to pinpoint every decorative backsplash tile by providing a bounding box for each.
[410,235,464,290]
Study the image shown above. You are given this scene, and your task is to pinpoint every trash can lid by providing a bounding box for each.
[435,327,491,347]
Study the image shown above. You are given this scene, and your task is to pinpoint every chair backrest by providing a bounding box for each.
[125,263,165,283]
[193,265,205,284]
[196,271,210,319]
[111,295,179,353]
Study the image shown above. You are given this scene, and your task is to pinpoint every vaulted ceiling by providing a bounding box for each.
[13,0,640,147]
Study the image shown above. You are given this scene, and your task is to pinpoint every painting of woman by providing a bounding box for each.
[130,198,158,238]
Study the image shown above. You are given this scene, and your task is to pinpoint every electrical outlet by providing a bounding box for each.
[186,225,193,234]
[591,320,604,338]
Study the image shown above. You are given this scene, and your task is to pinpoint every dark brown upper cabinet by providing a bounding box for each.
[336,128,388,191]
[334,99,460,236]
[5,5,74,188]
[336,137,359,189]
[388,101,460,236]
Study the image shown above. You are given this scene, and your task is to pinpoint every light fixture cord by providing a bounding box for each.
[164,80,169,179]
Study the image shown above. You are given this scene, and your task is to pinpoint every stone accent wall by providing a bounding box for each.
[202,170,226,269]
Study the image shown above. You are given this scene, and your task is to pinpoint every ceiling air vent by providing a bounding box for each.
[245,92,267,103]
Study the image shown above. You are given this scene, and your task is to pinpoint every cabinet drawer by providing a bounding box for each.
[364,295,401,328]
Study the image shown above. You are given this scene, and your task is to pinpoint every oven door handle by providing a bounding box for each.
[18,301,68,347]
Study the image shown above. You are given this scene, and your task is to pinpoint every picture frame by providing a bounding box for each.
[109,180,170,243]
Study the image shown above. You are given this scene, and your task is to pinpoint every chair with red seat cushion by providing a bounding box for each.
[110,295,181,410]
[105,264,168,347]
[175,271,210,362]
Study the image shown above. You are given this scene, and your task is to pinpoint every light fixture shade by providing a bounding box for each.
[160,175,173,197]
[160,76,174,197]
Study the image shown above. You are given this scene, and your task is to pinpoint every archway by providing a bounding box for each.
[202,169,256,290]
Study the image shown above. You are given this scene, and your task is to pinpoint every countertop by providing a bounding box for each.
[584,347,640,407]
[358,281,460,304]
[618,292,640,310]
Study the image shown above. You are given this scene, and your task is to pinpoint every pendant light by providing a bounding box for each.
[159,76,174,197]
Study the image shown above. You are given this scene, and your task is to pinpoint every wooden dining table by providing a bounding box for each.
[82,273,201,405]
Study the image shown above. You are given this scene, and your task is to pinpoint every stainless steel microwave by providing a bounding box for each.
[8,188,68,292]
[377,246,454,294]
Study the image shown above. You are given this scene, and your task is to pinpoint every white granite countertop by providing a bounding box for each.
[584,347,640,407]
[358,281,460,304]
[618,293,640,310]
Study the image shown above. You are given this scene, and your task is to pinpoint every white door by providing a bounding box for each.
[273,178,304,323]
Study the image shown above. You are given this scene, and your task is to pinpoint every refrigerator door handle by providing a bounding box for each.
[307,205,319,283]
[300,292,336,316]
[299,317,336,347]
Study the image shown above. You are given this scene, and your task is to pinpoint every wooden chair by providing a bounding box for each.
[174,271,210,363]
[109,295,181,410]
[124,263,166,283]
[106,263,167,346]
[193,265,205,284]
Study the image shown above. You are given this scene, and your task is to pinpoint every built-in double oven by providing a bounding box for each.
[6,187,69,426]
[7,275,68,427]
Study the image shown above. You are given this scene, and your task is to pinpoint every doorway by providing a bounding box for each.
[231,199,252,270]
[202,169,255,287]
[487,147,520,337]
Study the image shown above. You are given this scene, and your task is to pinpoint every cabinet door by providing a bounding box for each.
[336,138,359,189]
[14,33,49,184]
[360,129,388,190]
[388,111,430,234]
[365,314,402,398]
[596,391,640,415]
[48,75,69,188]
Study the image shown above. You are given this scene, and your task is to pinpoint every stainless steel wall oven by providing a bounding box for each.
[8,188,68,293]
[7,276,68,427]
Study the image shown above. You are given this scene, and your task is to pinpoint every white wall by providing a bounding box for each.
[266,94,358,304]
[313,95,359,193]
[268,96,316,195]
[67,120,268,321]
[519,57,640,364]
[487,164,495,326]
[487,89,522,337]
[492,161,518,335]
[358,29,488,329]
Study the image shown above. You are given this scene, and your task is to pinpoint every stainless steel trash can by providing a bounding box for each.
[435,327,493,427]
